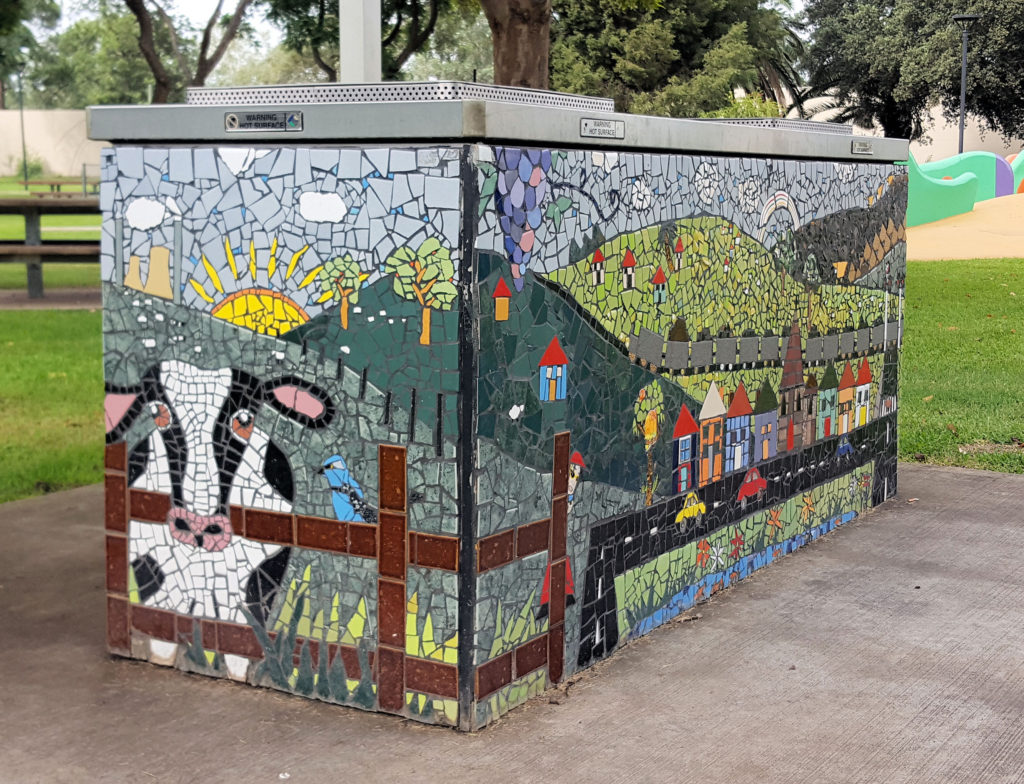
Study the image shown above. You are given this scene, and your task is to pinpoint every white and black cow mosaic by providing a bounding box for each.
[105,360,334,624]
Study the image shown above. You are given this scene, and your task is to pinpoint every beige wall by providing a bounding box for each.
[0,110,108,177]
[906,106,1024,163]
[795,96,1024,163]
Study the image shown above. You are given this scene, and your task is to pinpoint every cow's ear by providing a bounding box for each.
[262,376,334,428]
[104,389,143,442]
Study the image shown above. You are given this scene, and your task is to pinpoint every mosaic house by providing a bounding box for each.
[92,86,908,730]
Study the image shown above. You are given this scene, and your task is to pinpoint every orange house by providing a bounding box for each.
[837,362,856,434]
[698,380,726,486]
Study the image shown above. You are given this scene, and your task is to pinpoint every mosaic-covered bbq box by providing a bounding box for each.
[89,84,908,731]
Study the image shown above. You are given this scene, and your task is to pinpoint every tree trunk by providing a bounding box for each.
[340,296,350,329]
[124,0,175,103]
[480,0,551,89]
[644,450,654,506]
[420,307,432,345]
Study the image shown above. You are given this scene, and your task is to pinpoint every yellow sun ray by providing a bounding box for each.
[249,240,257,281]
[286,245,310,281]
[189,278,215,303]
[267,237,279,279]
[299,264,324,289]
[201,253,224,294]
[223,238,239,280]
[316,289,335,304]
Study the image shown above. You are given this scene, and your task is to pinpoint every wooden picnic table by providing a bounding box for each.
[24,179,101,194]
[0,197,100,299]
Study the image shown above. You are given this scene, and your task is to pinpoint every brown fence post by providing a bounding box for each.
[376,444,408,713]
[104,442,130,655]
[548,431,571,683]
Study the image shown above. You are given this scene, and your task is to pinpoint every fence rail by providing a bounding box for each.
[629,321,901,373]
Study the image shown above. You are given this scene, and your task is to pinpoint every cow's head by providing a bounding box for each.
[105,360,334,552]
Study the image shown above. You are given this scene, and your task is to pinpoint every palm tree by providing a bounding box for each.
[744,2,808,114]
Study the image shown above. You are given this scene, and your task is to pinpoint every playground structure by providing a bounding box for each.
[908,149,1024,227]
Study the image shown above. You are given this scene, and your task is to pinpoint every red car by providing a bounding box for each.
[737,467,767,503]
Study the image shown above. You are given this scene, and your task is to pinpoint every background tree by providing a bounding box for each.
[801,0,1024,141]
[0,0,58,109]
[746,1,805,109]
[403,4,493,82]
[25,7,188,107]
[700,92,782,119]
[925,0,1024,141]
[264,0,447,81]
[633,380,664,506]
[550,0,804,116]
[317,254,368,330]
[801,0,948,139]
[122,0,256,102]
[385,237,458,346]
[208,35,331,86]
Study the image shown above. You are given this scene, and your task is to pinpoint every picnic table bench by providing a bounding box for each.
[24,179,101,194]
[0,197,100,299]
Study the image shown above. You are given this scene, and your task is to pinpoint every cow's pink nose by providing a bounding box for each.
[167,507,233,552]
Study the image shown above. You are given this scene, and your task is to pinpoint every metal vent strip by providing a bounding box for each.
[186,81,615,112]
[709,117,854,136]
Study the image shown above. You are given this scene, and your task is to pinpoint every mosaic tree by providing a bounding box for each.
[633,379,665,505]
[317,253,367,330]
[385,237,458,345]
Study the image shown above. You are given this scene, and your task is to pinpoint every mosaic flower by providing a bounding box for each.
[709,544,726,569]
[729,530,744,559]
[694,162,723,206]
[737,177,763,214]
[696,539,711,568]
[800,495,816,522]
[836,162,857,183]
[630,178,653,211]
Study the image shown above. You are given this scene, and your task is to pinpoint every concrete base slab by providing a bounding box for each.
[1,464,1022,782]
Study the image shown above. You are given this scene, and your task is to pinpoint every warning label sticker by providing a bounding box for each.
[225,111,303,133]
[580,118,625,139]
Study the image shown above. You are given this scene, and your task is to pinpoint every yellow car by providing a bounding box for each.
[675,492,706,523]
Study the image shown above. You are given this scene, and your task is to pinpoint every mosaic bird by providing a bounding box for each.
[319,455,376,523]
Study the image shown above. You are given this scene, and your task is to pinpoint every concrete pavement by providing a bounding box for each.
[2,464,1023,783]
[907,191,1024,260]
[0,287,101,310]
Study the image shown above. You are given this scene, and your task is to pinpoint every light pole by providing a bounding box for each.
[953,13,980,155]
[17,66,28,190]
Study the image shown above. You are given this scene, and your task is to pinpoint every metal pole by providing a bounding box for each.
[958,26,968,155]
[18,70,28,190]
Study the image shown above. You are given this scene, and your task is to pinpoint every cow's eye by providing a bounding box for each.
[149,402,171,430]
[231,409,255,441]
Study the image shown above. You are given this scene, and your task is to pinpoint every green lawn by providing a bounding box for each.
[0,257,1021,505]
[900,258,1024,472]
[0,262,100,289]
[0,213,102,242]
[0,310,104,503]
